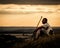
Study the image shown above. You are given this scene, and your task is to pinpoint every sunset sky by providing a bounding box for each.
[0,0,60,27]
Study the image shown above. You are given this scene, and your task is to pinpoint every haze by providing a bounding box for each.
[0,4,60,27]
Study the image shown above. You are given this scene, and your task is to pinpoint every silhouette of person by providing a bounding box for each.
[33,18,54,40]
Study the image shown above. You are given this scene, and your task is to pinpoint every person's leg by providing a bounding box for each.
[40,29,47,37]
[33,32,36,40]
[35,30,40,39]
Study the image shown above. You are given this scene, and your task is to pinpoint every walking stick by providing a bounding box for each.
[36,16,42,28]
[33,16,43,40]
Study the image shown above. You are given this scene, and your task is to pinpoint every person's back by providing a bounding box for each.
[41,22,53,36]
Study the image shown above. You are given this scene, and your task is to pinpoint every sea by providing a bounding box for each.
[0,27,60,38]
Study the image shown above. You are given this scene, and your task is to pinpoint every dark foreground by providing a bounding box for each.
[0,34,60,48]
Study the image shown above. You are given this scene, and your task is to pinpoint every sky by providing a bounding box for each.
[0,0,60,27]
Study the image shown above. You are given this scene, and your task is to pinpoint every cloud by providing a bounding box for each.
[0,9,58,14]
[0,4,60,14]
[0,9,37,14]
[0,0,60,5]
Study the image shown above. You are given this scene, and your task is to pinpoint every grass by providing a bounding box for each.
[0,34,60,48]
[10,34,60,48]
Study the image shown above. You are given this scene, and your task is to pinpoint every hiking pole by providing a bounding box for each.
[36,16,43,28]
[33,16,42,40]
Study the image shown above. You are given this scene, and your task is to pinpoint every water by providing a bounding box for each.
[0,27,60,38]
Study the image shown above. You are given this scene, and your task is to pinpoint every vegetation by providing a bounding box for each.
[0,34,60,48]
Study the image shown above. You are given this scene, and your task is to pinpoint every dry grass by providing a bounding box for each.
[10,34,60,48]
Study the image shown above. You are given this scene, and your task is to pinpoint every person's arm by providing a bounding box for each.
[34,26,45,32]
[34,27,41,32]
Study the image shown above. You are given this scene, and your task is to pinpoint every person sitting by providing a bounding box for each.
[33,18,54,40]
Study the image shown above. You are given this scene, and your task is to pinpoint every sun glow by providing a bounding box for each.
[0,4,60,27]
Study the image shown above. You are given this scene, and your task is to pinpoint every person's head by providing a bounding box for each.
[42,18,47,24]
